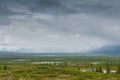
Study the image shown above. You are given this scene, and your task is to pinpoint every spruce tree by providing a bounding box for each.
[106,63,110,73]
[96,66,102,73]
[3,65,7,70]
[116,63,120,74]
[98,66,102,73]
[90,63,94,72]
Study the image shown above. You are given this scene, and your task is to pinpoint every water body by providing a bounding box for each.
[81,70,116,73]
[31,62,62,64]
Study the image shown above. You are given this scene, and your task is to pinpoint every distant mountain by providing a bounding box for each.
[0,48,34,53]
[0,50,13,54]
[90,45,120,55]
[0,50,20,54]
[0,50,91,58]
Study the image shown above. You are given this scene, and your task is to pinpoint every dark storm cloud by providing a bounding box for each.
[0,6,15,25]
[1,0,120,15]
[16,0,65,14]
[20,0,120,16]
[0,0,120,22]
[0,7,13,16]
[0,0,28,25]
[0,0,120,32]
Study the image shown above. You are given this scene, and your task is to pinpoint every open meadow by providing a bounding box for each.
[0,54,120,80]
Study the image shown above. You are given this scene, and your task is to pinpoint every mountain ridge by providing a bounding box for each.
[90,45,120,55]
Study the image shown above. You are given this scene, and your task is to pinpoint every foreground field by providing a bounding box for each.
[0,64,120,80]
[0,55,120,80]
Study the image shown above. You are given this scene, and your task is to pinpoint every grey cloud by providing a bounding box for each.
[0,7,13,16]
[0,0,120,25]
[0,1,29,25]
[0,17,11,25]
[0,0,120,52]
[0,0,120,16]
[20,0,120,16]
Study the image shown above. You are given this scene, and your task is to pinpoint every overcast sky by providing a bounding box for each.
[0,0,120,52]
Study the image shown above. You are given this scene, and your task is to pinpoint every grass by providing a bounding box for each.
[0,56,120,80]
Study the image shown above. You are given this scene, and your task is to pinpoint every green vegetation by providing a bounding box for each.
[0,55,120,80]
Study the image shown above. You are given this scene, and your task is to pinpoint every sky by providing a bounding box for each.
[0,0,120,53]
